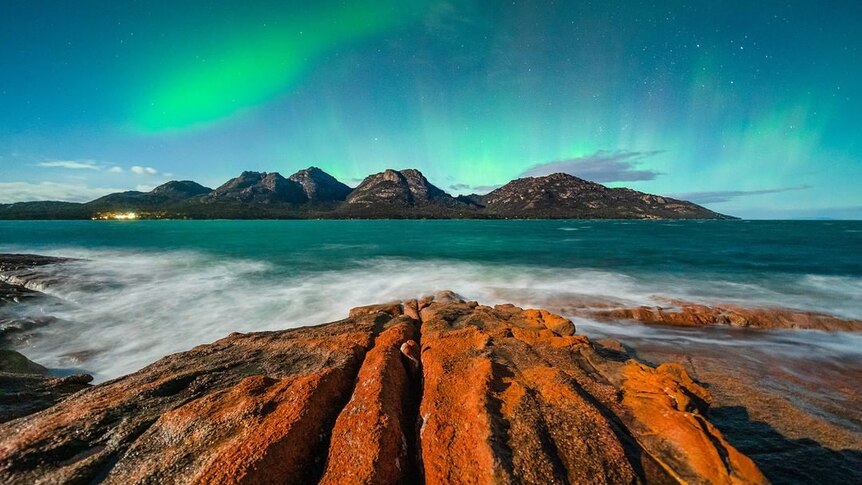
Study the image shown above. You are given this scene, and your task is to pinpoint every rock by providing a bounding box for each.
[0,349,47,374]
[345,169,469,212]
[288,167,353,202]
[400,339,421,374]
[575,299,862,331]
[1,255,70,346]
[320,320,417,484]
[593,338,629,359]
[0,295,766,484]
[0,254,69,273]
[620,361,763,484]
[0,280,40,306]
[417,296,765,484]
[348,301,404,318]
[522,308,577,336]
[628,340,862,484]
[0,350,92,423]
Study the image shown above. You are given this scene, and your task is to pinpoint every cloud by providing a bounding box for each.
[520,150,664,182]
[131,166,159,175]
[0,182,122,203]
[37,160,99,170]
[108,166,124,173]
[672,185,812,204]
[736,205,862,220]
[448,183,503,195]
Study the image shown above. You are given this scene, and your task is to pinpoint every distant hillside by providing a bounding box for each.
[0,167,733,220]
[476,173,722,219]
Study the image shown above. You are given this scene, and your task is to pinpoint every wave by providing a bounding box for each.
[2,247,861,381]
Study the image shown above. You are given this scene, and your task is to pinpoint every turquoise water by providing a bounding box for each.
[1,219,860,380]
[3,219,861,276]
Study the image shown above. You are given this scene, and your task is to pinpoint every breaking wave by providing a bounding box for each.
[2,247,861,381]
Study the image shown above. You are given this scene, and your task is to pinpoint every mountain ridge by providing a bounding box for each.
[0,167,734,220]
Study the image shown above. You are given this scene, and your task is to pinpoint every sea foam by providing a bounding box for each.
[2,247,861,381]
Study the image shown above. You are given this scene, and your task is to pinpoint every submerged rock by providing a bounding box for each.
[0,295,766,484]
[571,299,862,331]
[0,254,70,273]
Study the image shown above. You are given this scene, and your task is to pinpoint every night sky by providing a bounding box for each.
[1,0,860,218]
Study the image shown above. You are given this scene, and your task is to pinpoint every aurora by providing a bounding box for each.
[135,0,435,131]
[0,0,860,218]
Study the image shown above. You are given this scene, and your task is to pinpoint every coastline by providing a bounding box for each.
[2,292,769,484]
[1,253,861,482]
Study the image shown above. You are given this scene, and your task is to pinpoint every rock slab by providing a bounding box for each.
[0,295,766,484]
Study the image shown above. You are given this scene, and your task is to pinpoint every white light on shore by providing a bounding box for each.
[93,212,139,221]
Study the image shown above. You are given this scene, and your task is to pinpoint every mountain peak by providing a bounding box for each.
[479,172,724,219]
[288,167,352,202]
[535,172,593,183]
[205,171,307,204]
[346,169,449,207]
[150,181,212,199]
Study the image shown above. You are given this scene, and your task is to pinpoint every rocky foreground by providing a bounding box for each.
[0,292,770,484]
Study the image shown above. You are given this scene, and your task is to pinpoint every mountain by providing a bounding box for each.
[346,169,454,206]
[477,173,728,219]
[203,171,307,204]
[0,201,89,220]
[149,180,211,199]
[288,167,352,202]
[0,167,733,219]
[83,180,213,213]
[339,169,479,218]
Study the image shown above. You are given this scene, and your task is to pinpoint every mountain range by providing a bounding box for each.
[0,167,732,219]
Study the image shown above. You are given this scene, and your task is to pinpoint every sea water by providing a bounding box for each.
[0,219,860,381]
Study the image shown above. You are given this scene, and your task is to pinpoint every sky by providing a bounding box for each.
[0,0,860,218]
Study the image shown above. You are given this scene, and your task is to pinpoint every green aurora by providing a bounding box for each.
[136,0,435,131]
[0,0,860,218]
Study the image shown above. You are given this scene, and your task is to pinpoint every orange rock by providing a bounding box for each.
[0,314,380,484]
[575,299,862,331]
[418,298,499,483]
[522,308,577,336]
[348,301,404,318]
[621,361,767,484]
[320,322,417,485]
[400,339,421,373]
[0,294,770,485]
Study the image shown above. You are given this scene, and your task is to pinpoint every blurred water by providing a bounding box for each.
[0,219,860,381]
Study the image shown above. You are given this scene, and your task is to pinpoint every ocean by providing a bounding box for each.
[1,219,861,381]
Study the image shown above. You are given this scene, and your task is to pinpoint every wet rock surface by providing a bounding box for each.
[626,341,862,485]
[561,298,862,331]
[0,254,70,273]
[0,255,70,346]
[0,294,770,484]
[0,350,92,423]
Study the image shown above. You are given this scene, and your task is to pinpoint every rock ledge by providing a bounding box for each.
[0,292,766,484]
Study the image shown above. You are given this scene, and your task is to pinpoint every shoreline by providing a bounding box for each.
[2,292,768,483]
[0,255,862,481]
